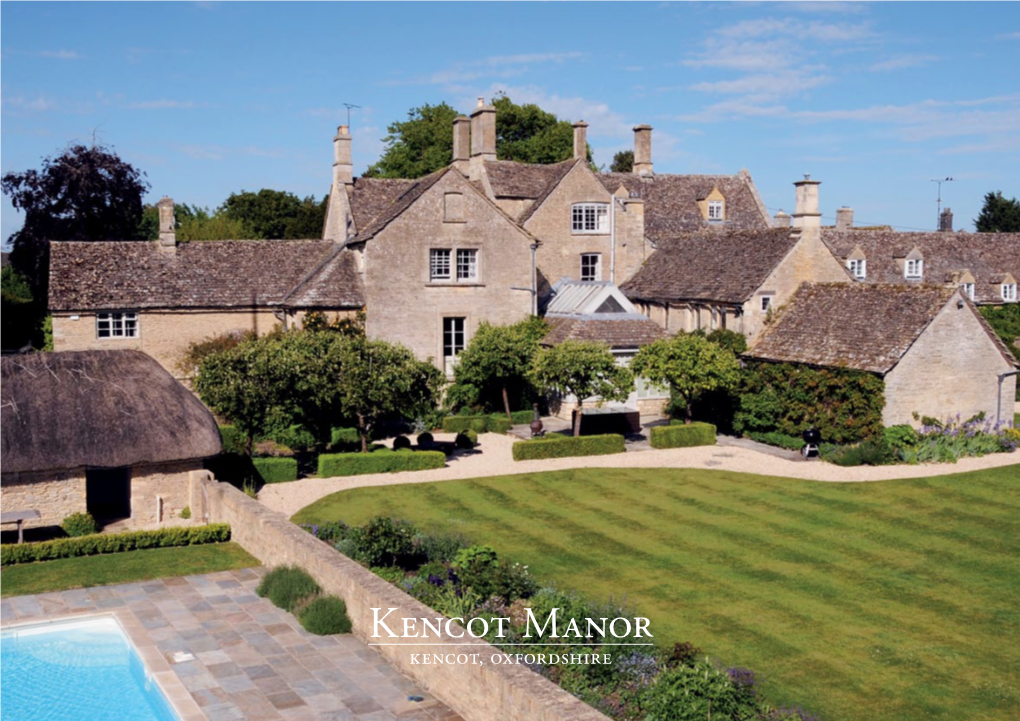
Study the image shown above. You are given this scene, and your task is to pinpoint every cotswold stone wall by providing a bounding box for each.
[130,460,201,525]
[191,472,609,721]
[0,470,86,528]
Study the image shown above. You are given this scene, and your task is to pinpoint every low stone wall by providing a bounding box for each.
[131,461,197,525]
[190,471,609,721]
[0,470,86,529]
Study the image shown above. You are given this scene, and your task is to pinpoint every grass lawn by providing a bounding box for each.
[294,464,1020,721]
[1,542,258,597]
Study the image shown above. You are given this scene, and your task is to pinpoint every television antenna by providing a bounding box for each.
[930,177,954,228]
[342,103,361,127]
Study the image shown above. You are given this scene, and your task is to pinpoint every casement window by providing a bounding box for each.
[960,283,975,300]
[707,199,724,221]
[571,203,609,233]
[760,295,774,313]
[456,249,478,281]
[1003,283,1018,302]
[580,253,602,282]
[443,317,466,376]
[430,249,451,281]
[96,312,139,339]
[847,258,867,280]
[905,259,923,279]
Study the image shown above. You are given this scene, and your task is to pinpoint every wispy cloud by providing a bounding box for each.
[691,71,830,97]
[869,54,937,72]
[38,49,83,60]
[474,83,632,137]
[785,2,867,14]
[128,99,205,110]
[388,52,585,87]
[995,31,1020,40]
[2,95,61,112]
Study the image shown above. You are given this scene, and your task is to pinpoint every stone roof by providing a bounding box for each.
[823,230,1020,304]
[543,317,666,349]
[351,169,450,242]
[484,159,578,200]
[542,280,666,349]
[347,178,416,231]
[599,172,772,241]
[621,229,800,305]
[1,350,221,474]
[745,283,1015,374]
[49,239,364,312]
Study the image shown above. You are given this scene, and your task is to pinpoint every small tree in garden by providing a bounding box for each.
[630,333,741,424]
[531,341,634,437]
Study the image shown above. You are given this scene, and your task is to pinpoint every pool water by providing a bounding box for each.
[1,616,179,721]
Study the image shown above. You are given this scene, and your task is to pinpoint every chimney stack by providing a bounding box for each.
[157,196,176,250]
[470,97,497,161]
[836,206,854,231]
[452,115,471,175]
[773,210,791,229]
[572,120,588,160]
[792,174,822,232]
[333,125,353,186]
[632,125,653,176]
[939,207,954,232]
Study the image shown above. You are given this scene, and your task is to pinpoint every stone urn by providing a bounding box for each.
[530,403,544,438]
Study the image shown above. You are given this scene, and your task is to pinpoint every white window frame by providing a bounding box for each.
[760,295,774,313]
[707,199,724,221]
[96,312,139,339]
[443,317,466,376]
[847,258,866,280]
[960,282,975,300]
[905,258,923,279]
[571,203,609,234]
[430,249,451,281]
[580,253,602,282]
[456,249,478,282]
[1003,283,1017,302]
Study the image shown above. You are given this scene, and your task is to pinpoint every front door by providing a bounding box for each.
[86,467,132,522]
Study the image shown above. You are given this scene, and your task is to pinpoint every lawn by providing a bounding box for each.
[1,542,258,597]
[294,464,1020,721]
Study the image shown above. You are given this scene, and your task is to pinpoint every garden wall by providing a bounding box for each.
[189,471,609,721]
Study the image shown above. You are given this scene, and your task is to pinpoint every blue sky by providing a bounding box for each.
[2,1,1018,245]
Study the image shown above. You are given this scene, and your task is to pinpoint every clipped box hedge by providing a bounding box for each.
[1,523,231,566]
[318,448,446,477]
[651,422,717,449]
[512,434,626,461]
[331,427,360,448]
[441,415,514,434]
[253,457,298,484]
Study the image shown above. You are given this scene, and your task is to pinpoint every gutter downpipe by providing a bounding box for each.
[997,369,1019,426]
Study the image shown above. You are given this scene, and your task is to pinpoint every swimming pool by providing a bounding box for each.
[1,616,179,721]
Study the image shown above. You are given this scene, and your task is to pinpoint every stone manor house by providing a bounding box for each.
[47,99,1018,424]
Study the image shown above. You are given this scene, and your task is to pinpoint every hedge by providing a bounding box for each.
[1,524,231,566]
[512,434,626,461]
[331,427,360,448]
[318,448,446,477]
[746,431,805,451]
[442,416,489,433]
[253,457,298,484]
[650,422,717,449]
[503,410,535,425]
[219,425,246,454]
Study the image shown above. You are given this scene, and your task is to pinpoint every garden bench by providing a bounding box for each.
[1,509,41,544]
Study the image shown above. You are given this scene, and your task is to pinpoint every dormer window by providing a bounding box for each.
[707,199,724,221]
[960,282,975,300]
[847,258,867,280]
[572,203,609,234]
[905,259,923,279]
[1003,283,1018,302]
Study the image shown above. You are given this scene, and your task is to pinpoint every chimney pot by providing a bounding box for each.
[632,125,653,176]
[773,210,791,229]
[157,196,176,249]
[572,120,588,160]
[939,207,954,232]
[792,175,822,232]
[835,206,854,231]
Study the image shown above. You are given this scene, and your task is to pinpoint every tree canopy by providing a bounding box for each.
[974,191,1020,232]
[139,191,327,242]
[610,150,634,173]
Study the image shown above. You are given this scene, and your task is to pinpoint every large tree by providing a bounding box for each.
[974,191,1020,232]
[630,334,742,424]
[610,150,634,173]
[531,340,633,436]
[221,189,327,239]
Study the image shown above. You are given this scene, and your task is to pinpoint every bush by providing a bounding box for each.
[441,415,513,434]
[256,566,320,612]
[317,448,446,477]
[511,434,626,461]
[821,438,896,467]
[644,661,760,721]
[61,512,98,538]
[413,531,468,563]
[746,431,805,451]
[179,506,192,520]
[298,596,353,635]
[393,435,412,450]
[417,432,434,446]
[883,424,919,451]
[252,457,298,484]
[348,517,419,568]
[270,424,316,452]
[1,524,230,565]
[496,410,534,425]
[219,425,246,454]
[455,431,477,449]
[651,422,717,449]
[330,427,360,449]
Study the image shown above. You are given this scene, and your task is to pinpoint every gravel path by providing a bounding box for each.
[258,432,1020,518]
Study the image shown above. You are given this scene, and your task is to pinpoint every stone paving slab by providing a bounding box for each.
[1,568,462,721]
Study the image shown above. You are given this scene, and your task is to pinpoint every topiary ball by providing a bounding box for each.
[454,432,474,450]
[61,512,98,537]
[392,435,412,450]
[417,432,435,446]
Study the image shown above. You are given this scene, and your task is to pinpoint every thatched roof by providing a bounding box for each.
[1,350,222,474]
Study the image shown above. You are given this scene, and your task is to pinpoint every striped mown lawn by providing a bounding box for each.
[293,464,1020,721]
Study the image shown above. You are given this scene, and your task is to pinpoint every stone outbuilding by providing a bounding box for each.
[744,283,1018,427]
[1,350,222,530]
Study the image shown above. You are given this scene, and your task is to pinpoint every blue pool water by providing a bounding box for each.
[1,616,179,721]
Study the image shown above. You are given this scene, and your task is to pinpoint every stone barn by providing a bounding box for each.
[1,350,221,530]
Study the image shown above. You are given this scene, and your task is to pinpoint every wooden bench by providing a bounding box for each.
[1,510,41,544]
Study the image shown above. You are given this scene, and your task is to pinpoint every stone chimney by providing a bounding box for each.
[792,174,822,232]
[836,206,854,231]
[452,115,471,175]
[773,210,791,229]
[633,125,653,176]
[939,207,954,232]
[572,121,588,160]
[470,97,496,161]
[333,125,353,186]
[157,196,176,250]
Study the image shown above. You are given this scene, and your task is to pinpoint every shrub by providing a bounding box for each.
[392,435,412,450]
[317,448,446,477]
[644,661,760,721]
[746,431,805,451]
[219,425,246,454]
[417,432,434,446]
[413,531,467,563]
[496,410,534,425]
[179,506,192,520]
[298,596,353,635]
[511,434,626,461]
[256,566,320,612]
[651,422,717,449]
[61,512,98,538]
[252,457,298,484]
[270,424,316,452]
[455,431,476,449]
[821,439,895,467]
[330,427,360,449]
[441,415,513,434]
[348,517,420,569]
[883,424,919,452]
[1,524,230,565]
